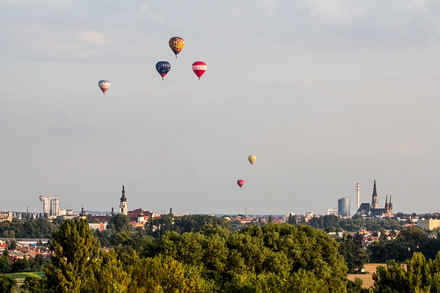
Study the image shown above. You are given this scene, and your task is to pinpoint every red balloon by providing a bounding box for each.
[192,61,207,80]
[237,179,245,188]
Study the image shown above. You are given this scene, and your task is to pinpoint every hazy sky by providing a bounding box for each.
[1,0,440,216]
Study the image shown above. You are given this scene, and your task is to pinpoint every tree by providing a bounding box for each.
[0,274,16,292]
[346,278,371,293]
[108,214,132,233]
[143,223,348,292]
[339,234,369,273]
[372,252,439,292]
[22,276,46,293]
[0,251,11,274]
[87,249,132,293]
[44,218,100,293]
[145,214,174,238]
[11,256,31,272]
[130,255,214,293]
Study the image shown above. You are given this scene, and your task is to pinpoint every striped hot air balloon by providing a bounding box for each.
[98,80,110,95]
[248,155,256,165]
[192,61,207,80]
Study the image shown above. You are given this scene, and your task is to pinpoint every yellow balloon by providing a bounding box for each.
[248,155,256,165]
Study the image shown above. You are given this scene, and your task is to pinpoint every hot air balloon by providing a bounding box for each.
[156,61,171,80]
[169,37,184,58]
[248,155,256,165]
[192,61,207,80]
[39,195,45,202]
[98,80,111,95]
[237,179,245,188]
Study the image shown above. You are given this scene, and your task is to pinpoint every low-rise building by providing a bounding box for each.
[0,212,13,222]
[417,218,440,231]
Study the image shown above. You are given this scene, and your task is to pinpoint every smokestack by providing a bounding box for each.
[357,183,360,210]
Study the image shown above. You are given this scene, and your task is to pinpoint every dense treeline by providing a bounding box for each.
[19,218,349,292]
[373,252,440,292]
[0,251,45,274]
[3,216,440,291]
[368,226,440,263]
[0,218,56,239]
[338,234,369,273]
[308,215,402,232]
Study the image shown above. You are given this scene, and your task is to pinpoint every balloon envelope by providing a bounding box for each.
[237,179,245,188]
[192,61,207,80]
[156,61,171,80]
[169,37,184,57]
[248,155,256,165]
[98,80,110,95]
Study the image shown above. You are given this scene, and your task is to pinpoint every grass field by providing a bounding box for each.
[5,271,44,286]
[347,263,386,289]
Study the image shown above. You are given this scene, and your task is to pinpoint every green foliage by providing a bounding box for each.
[367,226,438,263]
[224,269,328,293]
[44,218,100,292]
[339,234,369,273]
[347,278,372,293]
[0,218,56,239]
[22,275,46,293]
[129,255,214,293]
[11,256,31,273]
[0,274,16,293]
[308,215,402,233]
[87,250,131,293]
[144,214,230,239]
[143,223,348,292]
[107,214,132,233]
[0,254,11,274]
[372,251,440,292]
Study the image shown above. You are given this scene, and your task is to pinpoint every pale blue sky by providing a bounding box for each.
[1,0,440,215]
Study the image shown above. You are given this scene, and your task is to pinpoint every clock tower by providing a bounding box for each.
[119,185,128,215]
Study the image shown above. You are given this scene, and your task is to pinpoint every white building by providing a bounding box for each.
[42,196,59,217]
[327,208,338,216]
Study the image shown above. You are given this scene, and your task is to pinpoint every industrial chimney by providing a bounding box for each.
[356,183,360,210]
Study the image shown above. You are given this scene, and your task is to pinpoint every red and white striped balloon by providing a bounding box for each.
[192,61,207,80]
[98,80,111,95]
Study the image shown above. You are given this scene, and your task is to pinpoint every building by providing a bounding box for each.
[40,196,59,217]
[338,197,350,217]
[417,218,440,231]
[327,208,338,216]
[119,185,128,215]
[356,180,393,217]
[127,208,153,222]
[0,212,13,222]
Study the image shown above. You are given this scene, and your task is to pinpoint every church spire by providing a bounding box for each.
[120,185,127,203]
[371,180,379,208]
[119,185,128,215]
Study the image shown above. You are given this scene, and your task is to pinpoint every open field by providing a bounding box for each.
[5,271,44,286]
[347,263,386,289]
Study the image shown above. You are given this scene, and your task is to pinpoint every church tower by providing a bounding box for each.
[119,185,128,215]
[371,180,379,208]
[388,195,393,216]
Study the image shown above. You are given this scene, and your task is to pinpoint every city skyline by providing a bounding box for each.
[5,181,395,217]
[2,1,440,215]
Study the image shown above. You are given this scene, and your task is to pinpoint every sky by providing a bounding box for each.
[1,0,440,216]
